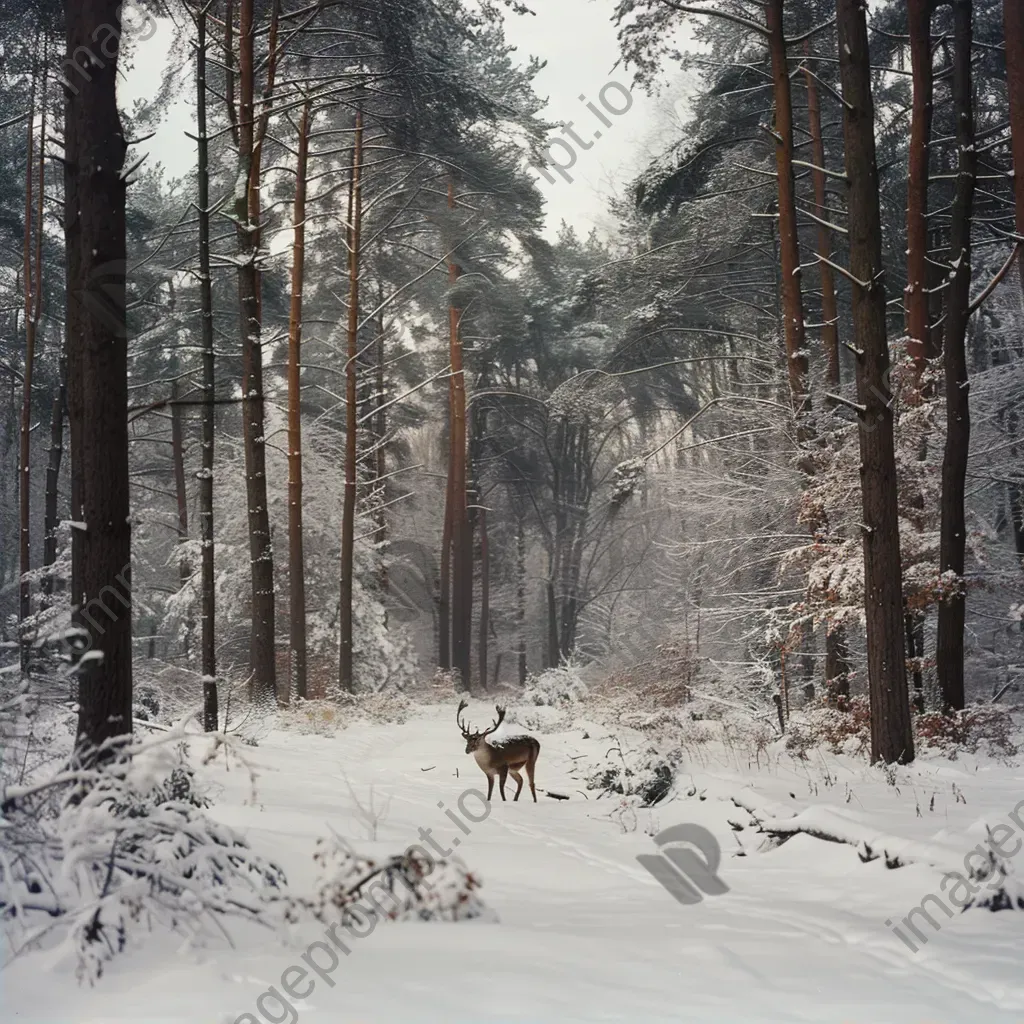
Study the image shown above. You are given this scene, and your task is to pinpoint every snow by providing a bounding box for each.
[5,704,1024,1022]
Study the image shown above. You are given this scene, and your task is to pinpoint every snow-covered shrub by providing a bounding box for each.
[522,660,588,707]
[914,704,1018,758]
[310,836,492,924]
[0,732,286,983]
[585,738,680,806]
[963,847,1024,912]
[784,695,871,757]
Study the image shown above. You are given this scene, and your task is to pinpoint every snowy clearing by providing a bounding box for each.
[5,703,1024,1024]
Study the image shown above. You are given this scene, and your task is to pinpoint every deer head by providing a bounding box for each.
[456,699,506,753]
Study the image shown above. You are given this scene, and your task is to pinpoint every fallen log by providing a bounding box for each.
[729,789,1024,911]
[732,789,983,870]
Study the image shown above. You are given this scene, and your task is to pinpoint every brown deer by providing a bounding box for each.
[456,700,540,802]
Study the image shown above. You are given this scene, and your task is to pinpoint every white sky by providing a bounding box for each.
[123,0,692,239]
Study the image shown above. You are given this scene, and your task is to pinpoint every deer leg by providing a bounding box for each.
[498,765,508,801]
[526,750,538,802]
[510,769,524,801]
[485,772,494,802]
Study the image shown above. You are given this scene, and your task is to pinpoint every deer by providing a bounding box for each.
[456,700,540,802]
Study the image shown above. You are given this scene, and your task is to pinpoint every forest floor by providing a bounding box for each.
[4,699,1024,1023]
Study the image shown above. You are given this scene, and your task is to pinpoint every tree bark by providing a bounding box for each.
[906,0,935,389]
[765,0,809,421]
[64,0,132,753]
[936,0,976,713]
[546,577,559,669]
[236,0,276,707]
[447,178,471,690]
[340,108,363,693]
[373,294,388,592]
[516,512,527,685]
[170,375,192,659]
[287,97,311,702]
[196,7,218,731]
[836,0,914,764]
[1002,0,1024,572]
[478,504,489,691]
[439,463,452,670]
[1006,0,1024,298]
[802,38,840,387]
[20,61,42,663]
[41,358,65,606]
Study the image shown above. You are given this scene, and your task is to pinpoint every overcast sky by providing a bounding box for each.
[124,0,690,240]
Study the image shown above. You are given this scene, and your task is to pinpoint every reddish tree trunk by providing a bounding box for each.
[936,0,976,713]
[836,0,914,764]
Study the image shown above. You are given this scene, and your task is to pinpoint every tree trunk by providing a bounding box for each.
[439,465,452,670]
[801,39,849,694]
[546,577,559,669]
[1003,0,1024,568]
[64,0,132,753]
[836,0,914,764]
[765,0,809,420]
[447,178,471,690]
[906,0,935,389]
[936,0,976,713]
[478,504,489,690]
[905,608,925,712]
[287,97,311,702]
[41,359,65,606]
[517,512,527,685]
[196,7,218,731]
[19,62,43,664]
[170,375,192,659]
[374,296,388,592]
[236,0,276,707]
[249,0,280,329]
[339,108,363,693]
[824,624,851,700]
[1006,0,1024,301]
[802,37,840,387]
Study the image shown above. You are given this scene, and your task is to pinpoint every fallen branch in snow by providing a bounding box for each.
[730,788,964,868]
[542,790,569,801]
[731,789,1024,912]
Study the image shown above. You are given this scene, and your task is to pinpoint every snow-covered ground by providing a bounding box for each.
[5,702,1024,1023]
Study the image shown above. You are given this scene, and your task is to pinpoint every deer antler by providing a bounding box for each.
[480,704,506,738]
[456,698,471,736]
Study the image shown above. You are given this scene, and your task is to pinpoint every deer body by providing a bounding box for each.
[457,701,540,802]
